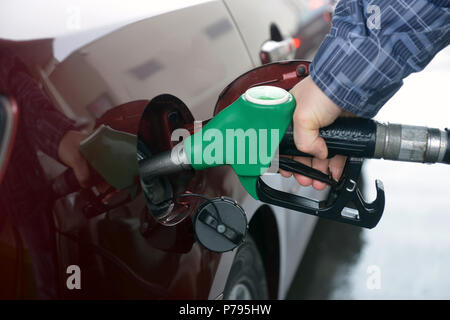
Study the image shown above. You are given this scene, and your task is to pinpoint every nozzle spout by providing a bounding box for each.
[139,143,192,179]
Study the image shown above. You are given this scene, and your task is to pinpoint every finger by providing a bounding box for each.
[72,156,90,188]
[293,125,328,160]
[96,179,111,193]
[311,157,329,190]
[292,156,313,186]
[329,155,347,181]
[293,112,328,160]
[279,156,293,178]
[279,169,292,178]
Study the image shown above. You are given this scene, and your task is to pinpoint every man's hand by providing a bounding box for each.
[57,130,90,188]
[280,76,347,190]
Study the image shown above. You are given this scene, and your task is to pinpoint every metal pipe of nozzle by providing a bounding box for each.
[139,143,192,179]
[374,123,450,164]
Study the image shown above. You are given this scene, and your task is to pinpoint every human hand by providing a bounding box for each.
[57,130,90,188]
[280,76,349,190]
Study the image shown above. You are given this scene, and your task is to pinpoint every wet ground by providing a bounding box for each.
[287,47,450,300]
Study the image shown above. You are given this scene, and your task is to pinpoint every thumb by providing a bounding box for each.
[293,124,328,160]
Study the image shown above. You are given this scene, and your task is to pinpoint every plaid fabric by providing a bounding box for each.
[310,0,450,117]
[0,48,75,223]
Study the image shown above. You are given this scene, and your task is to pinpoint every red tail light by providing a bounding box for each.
[292,37,301,49]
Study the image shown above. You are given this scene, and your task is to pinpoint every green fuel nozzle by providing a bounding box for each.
[138,67,449,230]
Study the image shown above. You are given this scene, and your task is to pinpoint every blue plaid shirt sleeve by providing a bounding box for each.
[310,0,450,118]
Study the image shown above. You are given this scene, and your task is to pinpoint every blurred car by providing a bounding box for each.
[0,0,332,299]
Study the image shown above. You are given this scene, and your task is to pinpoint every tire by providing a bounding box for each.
[223,235,269,300]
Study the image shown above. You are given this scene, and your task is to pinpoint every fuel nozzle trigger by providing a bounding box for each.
[257,157,385,229]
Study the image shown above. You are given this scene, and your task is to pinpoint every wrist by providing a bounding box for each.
[291,76,343,128]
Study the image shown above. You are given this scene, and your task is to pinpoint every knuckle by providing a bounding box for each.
[295,141,311,153]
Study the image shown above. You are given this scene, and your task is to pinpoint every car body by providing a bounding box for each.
[0,0,332,299]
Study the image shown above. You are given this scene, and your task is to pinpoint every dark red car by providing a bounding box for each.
[0,0,333,299]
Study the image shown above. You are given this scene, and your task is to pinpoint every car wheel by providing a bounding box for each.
[223,235,269,300]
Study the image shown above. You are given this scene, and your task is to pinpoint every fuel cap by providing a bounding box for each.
[193,197,247,253]
[244,85,291,105]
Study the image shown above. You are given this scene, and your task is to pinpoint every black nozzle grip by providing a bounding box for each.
[279,117,377,158]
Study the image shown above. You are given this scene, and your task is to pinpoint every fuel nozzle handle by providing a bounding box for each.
[139,118,450,182]
[279,117,450,164]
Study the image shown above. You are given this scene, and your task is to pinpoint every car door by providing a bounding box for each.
[225,0,333,63]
